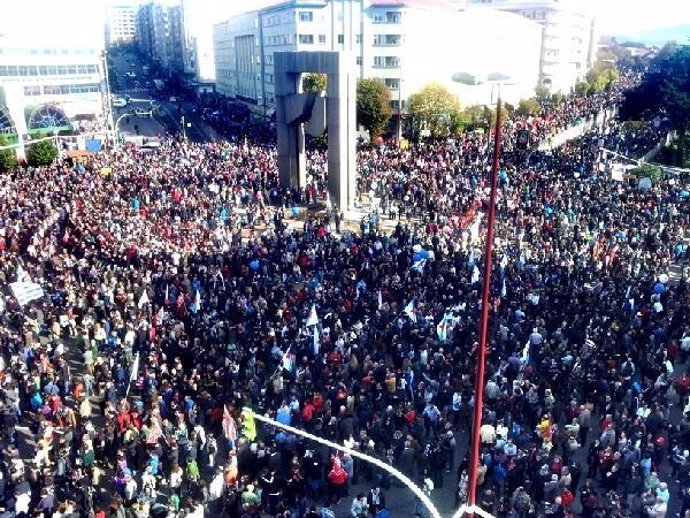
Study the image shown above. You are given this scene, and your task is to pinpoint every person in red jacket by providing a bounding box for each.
[327,456,348,504]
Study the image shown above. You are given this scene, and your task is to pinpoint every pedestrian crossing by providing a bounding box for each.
[118,88,148,94]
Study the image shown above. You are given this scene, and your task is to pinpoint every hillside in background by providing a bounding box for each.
[614,24,690,46]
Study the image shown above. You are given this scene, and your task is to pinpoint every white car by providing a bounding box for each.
[168,96,177,103]
[112,98,127,108]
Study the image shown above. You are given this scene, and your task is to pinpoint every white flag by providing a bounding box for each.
[10,282,44,306]
[130,353,140,382]
[306,304,319,327]
[411,258,426,273]
[377,289,383,310]
[313,327,320,355]
[138,290,149,308]
[16,263,30,282]
[403,300,415,321]
[471,265,480,284]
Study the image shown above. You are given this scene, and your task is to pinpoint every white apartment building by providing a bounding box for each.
[180,0,223,85]
[213,0,542,111]
[467,0,597,93]
[0,1,106,137]
[106,3,139,46]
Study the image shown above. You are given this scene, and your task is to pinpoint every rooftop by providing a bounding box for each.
[368,0,458,12]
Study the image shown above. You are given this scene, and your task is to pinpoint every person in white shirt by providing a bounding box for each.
[141,466,157,499]
[208,468,225,513]
[13,489,30,515]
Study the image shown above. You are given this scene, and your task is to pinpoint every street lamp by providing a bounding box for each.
[101,50,115,149]
[180,115,191,141]
[453,71,510,518]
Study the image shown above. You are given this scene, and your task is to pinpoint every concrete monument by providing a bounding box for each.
[274,51,356,211]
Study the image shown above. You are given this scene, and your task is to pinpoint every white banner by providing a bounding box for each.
[10,282,45,306]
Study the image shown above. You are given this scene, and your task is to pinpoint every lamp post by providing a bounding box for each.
[453,71,509,517]
[466,92,502,517]
[101,50,115,149]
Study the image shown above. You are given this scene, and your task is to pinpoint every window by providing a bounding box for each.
[356,34,362,44]
[298,11,313,22]
[298,34,314,44]
[318,34,326,44]
[23,85,42,96]
[374,34,402,46]
[373,56,399,68]
[265,73,274,83]
[384,78,399,90]
[43,85,61,95]
[374,10,401,23]
[337,34,344,44]
[356,56,362,66]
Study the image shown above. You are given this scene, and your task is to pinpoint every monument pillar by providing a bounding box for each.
[274,51,356,211]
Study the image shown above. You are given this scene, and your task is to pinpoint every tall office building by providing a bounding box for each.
[135,1,184,75]
[106,3,139,46]
[213,0,542,110]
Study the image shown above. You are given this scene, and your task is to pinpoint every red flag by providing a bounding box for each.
[222,405,237,441]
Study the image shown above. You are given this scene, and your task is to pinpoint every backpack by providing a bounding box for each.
[319,508,336,518]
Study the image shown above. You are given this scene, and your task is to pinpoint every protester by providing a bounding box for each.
[0,68,686,518]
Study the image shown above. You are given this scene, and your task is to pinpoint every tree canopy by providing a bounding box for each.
[302,73,327,93]
[26,137,58,167]
[516,98,540,117]
[408,82,461,139]
[620,43,690,134]
[0,136,17,173]
[356,79,392,137]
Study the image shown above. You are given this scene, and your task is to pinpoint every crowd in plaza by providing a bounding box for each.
[0,70,688,518]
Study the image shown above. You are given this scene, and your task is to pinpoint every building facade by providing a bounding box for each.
[135,1,185,76]
[213,0,542,111]
[106,3,139,46]
[467,0,597,92]
[0,1,106,137]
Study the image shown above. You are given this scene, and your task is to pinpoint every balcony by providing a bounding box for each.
[373,35,402,47]
[372,11,401,24]
[373,59,400,69]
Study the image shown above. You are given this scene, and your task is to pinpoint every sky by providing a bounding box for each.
[8,0,685,42]
[582,0,690,35]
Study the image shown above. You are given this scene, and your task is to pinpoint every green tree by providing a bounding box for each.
[0,135,17,172]
[356,79,392,137]
[460,105,488,132]
[534,84,550,101]
[621,44,690,134]
[489,104,510,126]
[632,162,662,184]
[26,137,58,167]
[302,73,327,93]
[516,98,540,117]
[408,82,461,139]
[575,81,590,96]
[551,91,565,105]
[585,69,607,93]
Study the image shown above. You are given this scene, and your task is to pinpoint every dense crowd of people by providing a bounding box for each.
[0,70,688,518]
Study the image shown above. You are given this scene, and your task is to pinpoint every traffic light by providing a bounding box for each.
[241,407,257,441]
